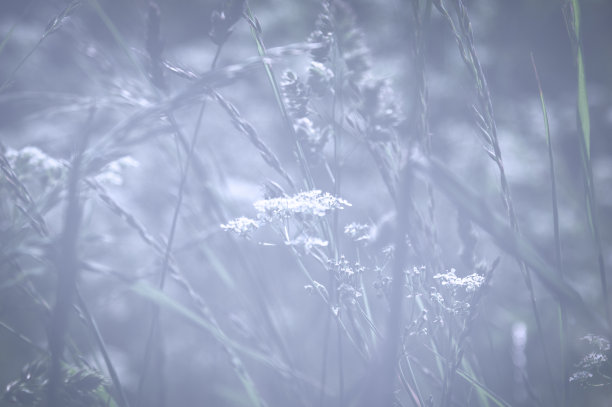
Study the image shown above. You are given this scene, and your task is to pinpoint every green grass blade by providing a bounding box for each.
[131,282,270,407]
[571,0,590,160]
[567,0,610,330]
[76,289,130,407]
[0,17,20,57]
[422,343,510,407]
[201,245,236,290]
[456,369,511,407]
[461,358,491,407]
[531,52,569,405]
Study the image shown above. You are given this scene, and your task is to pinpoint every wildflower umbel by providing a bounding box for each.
[569,334,611,385]
[285,235,328,254]
[253,190,351,220]
[221,190,351,236]
[344,222,371,242]
[434,268,485,292]
[221,217,260,236]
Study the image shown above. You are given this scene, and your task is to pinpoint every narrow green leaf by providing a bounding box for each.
[131,282,276,407]
[456,369,511,407]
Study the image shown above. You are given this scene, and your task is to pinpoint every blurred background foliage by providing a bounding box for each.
[1,0,612,406]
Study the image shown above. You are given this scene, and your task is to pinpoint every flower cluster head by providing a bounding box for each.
[570,334,611,385]
[95,156,139,186]
[433,268,485,293]
[328,256,364,306]
[254,190,351,221]
[222,190,350,237]
[582,334,611,352]
[343,222,371,243]
[220,216,261,236]
[4,146,65,189]
[285,234,328,254]
[5,146,64,173]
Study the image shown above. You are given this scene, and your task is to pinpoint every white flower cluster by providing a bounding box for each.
[579,351,608,369]
[254,190,351,220]
[581,334,610,352]
[433,268,485,292]
[569,334,610,384]
[569,370,593,382]
[285,235,328,253]
[220,217,261,236]
[343,222,371,242]
[221,190,351,238]
[5,146,64,173]
[95,156,140,186]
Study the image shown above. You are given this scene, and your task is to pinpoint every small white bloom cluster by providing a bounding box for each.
[4,146,65,190]
[254,190,351,220]
[581,334,610,352]
[569,370,593,382]
[220,217,261,236]
[569,334,611,384]
[579,351,608,369]
[5,146,64,173]
[434,268,485,292]
[330,256,363,278]
[343,222,371,242]
[95,156,140,186]
[285,235,328,253]
[222,190,351,237]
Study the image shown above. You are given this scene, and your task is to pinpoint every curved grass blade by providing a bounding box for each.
[566,0,611,331]
[131,282,270,407]
[456,369,511,407]
[531,52,569,406]
[76,289,130,407]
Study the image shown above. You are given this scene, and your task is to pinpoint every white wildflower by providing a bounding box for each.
[285,235,328,253]
[253,190,351,220]
[344,222,371,242]
[430,289,444,304]
[581,334,610,351]
[434,268,485,292]
[95,156,140,186]
[221,217,260,236]
[6,146,64,173]
[569,370,593,382]
[579,352,608,369]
